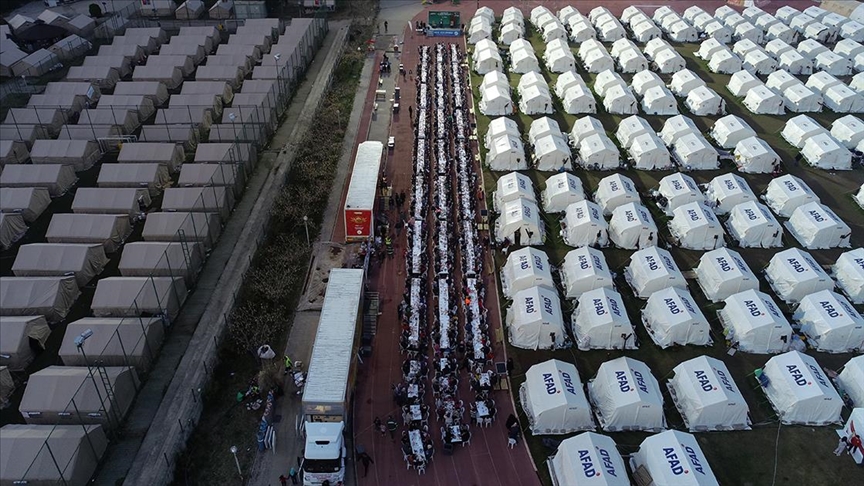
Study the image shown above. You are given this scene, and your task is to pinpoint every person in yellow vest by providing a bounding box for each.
[283,355,293,375]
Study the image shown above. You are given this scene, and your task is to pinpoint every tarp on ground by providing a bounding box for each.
[13,244,107,287]
[0,276,80,323]
[46,214,132,253]
[0,424,108,486]
[0,315,50,370]
[92,276,187,320]
[519,359,594,434]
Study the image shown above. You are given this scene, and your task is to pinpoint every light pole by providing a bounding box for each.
[303,215,310,246]
[229,445,242,479]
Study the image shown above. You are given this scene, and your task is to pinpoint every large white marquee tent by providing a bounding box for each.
[718,289,792,354]
[695,248,759,303]
[588,357,665,432]
[763,351,843,425]
[572,287,636,350]
[642,286,711,348]
[793,290,864,353]
[506,286,565,350]
[668,356,751,431]
[765,248,835,303]
[519,359,594,434]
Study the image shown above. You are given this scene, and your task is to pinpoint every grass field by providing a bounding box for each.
[468,23,864,486]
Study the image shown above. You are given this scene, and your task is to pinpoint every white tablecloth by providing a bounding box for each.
[438,279,450,349]
[408,383,419,399]
[476,401,489,418]
[409,278,422,344]
[449,425,463,443]
[409,429,426,461]
[409,404,422,421]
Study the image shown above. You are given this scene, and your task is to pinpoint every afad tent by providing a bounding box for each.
[718,289,792,354]
[0,424,108,486]
[500,247,555,298]
[548,432,630,486]
[781,115,828,149]
[568,115,604,147]
[608,202,657,250]
[763,351,843,425]
[559,246,613,299]
[660,115,699,146]
[560,200,609,248]
[594,173,639,216]
[628,133,672,170]
[519,359,594,434]
[493,172,535,212]
[495,198,544,245]
[668,202,724,251]
[668,356,751,431]
[641,86,678,116]
[533,134,571,171]
[630,69,663,97]
[834,248,864,304]
[725,201,784,248]
[830,115,864,149]
[672,133,719,170]
[695,248,759,303]
[486,135,526,170]
[734,137,781,174]
[743,85,785,115]
[572,287,636,350]
[785,202,852,249]
[541,172,584,214]
[710,115,756,149]
[0,316,50,371]
[837,356,864,408]
[654,172,705,216]
[588,357,665,432]
[727,69,763,97]
[801,133,852,170]
[506,286,565,350]
[642,287,711,348]
[669,69,706,98]
[631,431,720,486]
[625,246,686,299]
[686,86,725,116]
[765,248,835,303]
[577,134,619,170]
[794,290,864,353]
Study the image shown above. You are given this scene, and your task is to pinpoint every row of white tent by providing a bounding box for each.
[781,114,856,170]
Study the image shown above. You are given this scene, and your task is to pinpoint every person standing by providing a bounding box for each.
[283,355,293,375]
[386,415,398,439]
[835,437,849,456]
[279,474,288,486]
[358,451,374,477]
[288,467,299,484]
[384,20,388,33]
[374,417,384,437]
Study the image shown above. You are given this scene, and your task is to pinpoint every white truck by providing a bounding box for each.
[301,0,336,14]
[298,268,364,485]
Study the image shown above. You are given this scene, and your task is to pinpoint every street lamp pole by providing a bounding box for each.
[229,445,242,479]
[303,215,310,246]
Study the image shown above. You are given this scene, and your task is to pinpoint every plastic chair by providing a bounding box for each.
[417,463,427,475]
[508,438,517,449]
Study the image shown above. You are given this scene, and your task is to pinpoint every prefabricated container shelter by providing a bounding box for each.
[588,357,665,431]
[0,276,80,323]
[785,202,852,249]
[668,356,751,431]
[560,200,608,248]
[0,315,50,371]
[91,276,187,320]
[725,201,784,248]
[507,286,565,350]
[500,247,554,298]
[624,246,686,299]
[519,359,594,434]
[46,214,132,253]
[642,286,711,348]
[572,287,635,350]
[762,351,842,425]
[718,289,792,354]
[695,248,759,303]
[559,246,613,298]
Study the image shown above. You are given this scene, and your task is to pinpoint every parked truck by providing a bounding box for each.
[298,268,364,485]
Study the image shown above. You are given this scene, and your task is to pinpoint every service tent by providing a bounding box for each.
[543,21,569,43]
[641,86,677,116]
[805,22,831,43]
[97,163,172,197]
[27,93,87,116]
[12,243,107,287]
[615,115,651,148]
[708,49,742,74]
[705,173,756,215]
[726,201,784,248]
[468,19,493,45]
[473,6,495,23]
[695,248,759,303]
[533,134,571,171]
[823,84,864,113]
[783,84,823,113]
[763,351,842,425]
[597,18,626,42]
[494,171,536,212]
[479,85,513,116]
[77,108,140,134]
[30,140,101,172]
[625,246,686,299]
[594,173,638,215]
[561,84,596,114]
[0,276,80,323]
[560,200,608,248]
[541,172,584,213]
[642,287,711,348]
[71,188,151,219]
[830,115,864,148]
[794,290,863,353]
[176,26,219,52]
[577,134,618,170]
[17,49,61,77]
[834,249,864,304]
[0,315,50,371]
[602,85,637,115]
[668,356,751,431]
[486,135,526,170]
[560,246,613,298]
[161,186,232,221]
[92,276,187,320]
[781,115,828,148]
[194,142,256,171]
[65,14,96,37]
[735,22,763,44]
[481,69,510,96]
[710,114,755,149]
[519,359,593,434]
[0,187,50,223]
[801,133,852,170]
[114,81,171,107]
[119,241,203,285]
[669,20,698,42]
[589,357,665,431]
[46,214,132,253]
[3,107,69,138]
[669,202,724,251]
[683,6,707,24]
[97,94,156,122]
[734,136,781,174]
[568,116,604,147]
[766,248,834,303]
[672,133,718,170]
[628,133,671,170]
[0,424,108,486]
[495,198,544,245]
[799,39,829,61]
[785,202,852,249]
[837,356,864,407]
[655,172,704,216]
[19,366,137,427]
[719,289,791,354]
[659,115,698,146]
[630,69,663,97]
[501,247,555,298]
[117,142,184,173]
[686,86,724,116]
[195,65,245,91]
[0,164,77,197]
[572,287,635,350]
[609,202,657,250]
[763,174,820,218]
[548,432,629,486]
[507,286,565,350]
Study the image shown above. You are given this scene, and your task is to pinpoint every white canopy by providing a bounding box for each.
[781,115,828,148]
[501,247,555,298]
[572,287,635,350]
[763,351,842,425]
[519,359,594,434]
[541,172,584,213]
[589,357,664,431]
[92,276,187,320]
[726,201,783,248]
[548,432,629,486]
[12,244,107,287]
[494,172,535,211]
[578,134,619,170]
[669,202,724,251]
[594,173,638,215]
[735,136,780,174]
[0,316,50,370]
[838,356,864,407]
[785,202,851,249]
[669,356,751,431]
[507,286,565,350]
[643,287,711,348]
[710,115,755,149]
[625,246,685,299]
[495,198,543,245]
[719,289,791,354]
[0,276,80,323]
[801,133,852,170]
[561,200,608,248]
[695,248,759,303]
[830,115,864,148]
[632,430,719,486]
[794,290,863,353]
[660,115,698,146]
[672,133,718,170]
[560,247,613,299]
[0,187,50,223]
[705,174,756,215]
[834,248,864,304]
[609,202,657,250]
[486,134,526,170]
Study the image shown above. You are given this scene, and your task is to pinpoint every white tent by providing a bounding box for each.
[499,22,524,45]
[736,22,764,44]
[554,71,586,99]
[511,47,540,74]
[718,289,791,354]
[548,432,629,486]
[581,48,614,73]
[766,248,834,304]
[686,86,724,116]
[765,39,794,58]
[12,243,107,287]
[705,21,733,44]
[783,84,823,113]
[632,19,662,43]
[641,86,678,116]
[593,69,625,98]
[823,85,864,113]
[830,115,864,148]
[480,85,513,116]
[710,115,755,149]
[609,202,657,250]
[594,173,638,215]
[473,6,494,23]
[628,133,671,170]
[468,18,493,45]
[541,172,584,213]
[602,85,637,115]
[495,198,544,245]
[632,431,719,486]
[568,18,596,42]
[695,248,759,303]
[72,188,150,219]
[806,71,842,93]
[660,115,698,146]
[544,46,575,73]
[615,115,651,148]
[0,187,50,223]
[561,84,596,114]
[669,20,698,42]
[530,116,564,144]
[561,200,608,248]
[672,133,718,170]
[726,201,784,248]
[630,70,663,97]
[838,357,864,407]
[655,173,704,216]
[708,49,742,74]
[642,287,711,348]
[577,134,619,170]
[507,286,566,350]
[0,316,50,371]
[743,86,784,114]
[568,116,604,147]
[768,23,797,44]
[485,117,520,148]
[653,48,686,73]
[486,135,526,170]
[474,47,502,74]
[119,241,203,285]
[519,359,593,434]
[735,137,781,174]
[46,214,132,254]
[161,186,232,222]
[781,115,828,148]
[572,287,635,350]
[763,351,842,425]
[705,174,756,215]
[786,202,852,249]
[834,248,864,304]
[560,247,613,299]
[625,246,686,299]
[801,133,852,170]
[493,171,535,212]
[778,50,812,75]
[669,202,724,251]
[794,290,863,353]
[0,276,80,323]
[763,175,820,218]
[668,356,751,431]
[519,85,553,115]
[589,357,665,431]
[842,20,864,42]
[92,276,187,320]
[533,134,571,171]
[615,47,648,74]
[815,51,852,76]
[501,247,555,298]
